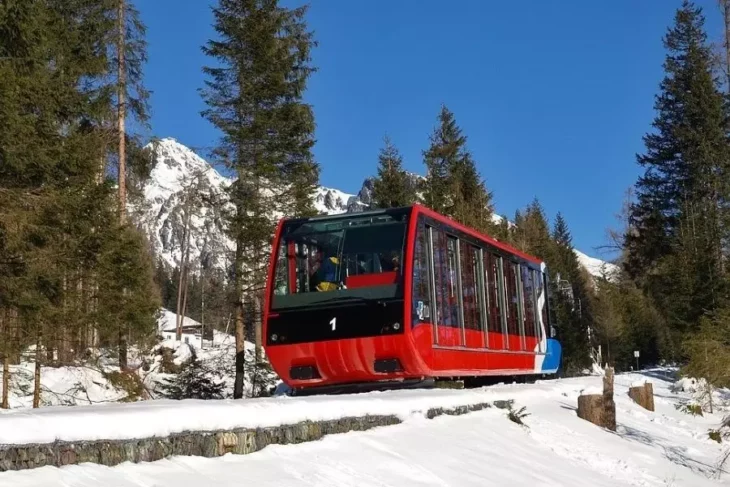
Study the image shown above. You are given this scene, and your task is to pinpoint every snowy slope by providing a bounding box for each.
[0,309,258,409]
[575,248,619,279]
[132,138,616,279]
[5,370,730,486]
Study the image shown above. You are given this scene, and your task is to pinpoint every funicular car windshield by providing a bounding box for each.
[270,210,408,310]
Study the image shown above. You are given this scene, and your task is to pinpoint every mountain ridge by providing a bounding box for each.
[132,137,618,279]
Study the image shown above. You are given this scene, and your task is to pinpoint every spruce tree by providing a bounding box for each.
[371,136,415,208]
[512,200,553,261]
[552,212,572,247]
[626,1,730,337]
[422,105,494,230]
[202,0,318,398]
[0,0,159,380]
[549,213,592,374]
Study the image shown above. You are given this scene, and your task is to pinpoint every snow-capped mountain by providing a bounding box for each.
[132,137,617,279]
[131,138,361,271]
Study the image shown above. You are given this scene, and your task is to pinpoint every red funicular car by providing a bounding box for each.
[263,204,562,394]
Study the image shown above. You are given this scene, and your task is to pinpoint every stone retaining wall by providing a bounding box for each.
[0,401,501,472]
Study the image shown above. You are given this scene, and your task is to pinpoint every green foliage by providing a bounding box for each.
[625,1,730,345]
[681,309,730,389]
[159,348,226,400]
[104,370,147,402]
[675,402,704,416]
[507,404,530,426]
[97,224,160,350]
[509,201,592,374]
[421,105,494,232]
[709,429,722,443]
[592,273,672,370]
[201,0,319,398]
[0,0,159,373]
[371,136,416,208]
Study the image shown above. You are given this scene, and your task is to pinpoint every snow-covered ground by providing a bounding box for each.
[0,309,267,409]
[3,369,729,486]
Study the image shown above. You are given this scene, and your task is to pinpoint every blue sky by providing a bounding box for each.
[137,0,723,259]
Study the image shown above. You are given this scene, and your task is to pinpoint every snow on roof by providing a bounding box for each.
[157,308,201,333]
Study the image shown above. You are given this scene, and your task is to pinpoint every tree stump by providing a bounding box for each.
[577,367,616,431]
[602,368,616,431]
[628,382,654,411]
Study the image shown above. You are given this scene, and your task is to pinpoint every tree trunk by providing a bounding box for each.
[233,244,245,400]
[33,333,42,409]
[180,266,190,336]
[175,265,184,340]
[251,291,264,397]
[117,0,127,224]
[176,200,193,341]
[200,269,205,349]
[629,382,655,412]
[577,394,604,426]
[721,0,730,91]
[602,367,616,431]
[1,355,9,409]
[254,291,262,364]
[577,368,616,431]
[118,326,128,370]
[0,309,8,409]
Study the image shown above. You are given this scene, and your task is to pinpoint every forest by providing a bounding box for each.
[1,0,729,406]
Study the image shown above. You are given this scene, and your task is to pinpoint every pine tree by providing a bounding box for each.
[105,0,150,222]
[422,105,494,230]
[549,213,592,374]
[553,212,572,247]
[159,346,226,400]
[512,200,553,261]
[0,0,159,385]
[625,1,730,338]
[422,105,464,214]
[202,0,318,398]
[371,136,415,208]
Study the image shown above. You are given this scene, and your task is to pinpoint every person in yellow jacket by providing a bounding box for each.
[312,255,340,292]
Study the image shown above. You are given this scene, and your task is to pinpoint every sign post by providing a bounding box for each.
[634,350,640,371]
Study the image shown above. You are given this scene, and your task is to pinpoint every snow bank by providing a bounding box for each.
[673,377,702,393]
[580,386,603,395]
[4,368,729,487]
[0,364,129,409]
[0,388,503,445]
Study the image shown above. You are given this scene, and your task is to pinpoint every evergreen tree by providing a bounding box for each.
[549,213,592,374]
[201,0,318,398]
[625,1,730,337]
[159,347,226,400]
[422,105,494,230]
[0,0,159,383]
[102,0,151,222]
[552,212,572,247]
[422,106,456,214]
[512,200,553,261]
[371,136,415,208]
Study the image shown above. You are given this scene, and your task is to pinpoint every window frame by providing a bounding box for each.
[417,215,547,355]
